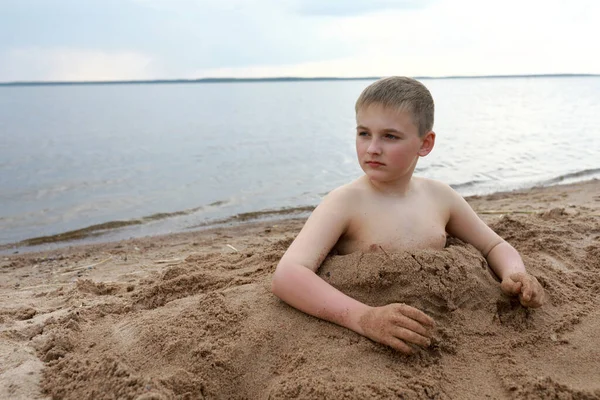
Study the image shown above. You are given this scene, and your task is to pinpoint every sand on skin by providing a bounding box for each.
[1,179,600,399]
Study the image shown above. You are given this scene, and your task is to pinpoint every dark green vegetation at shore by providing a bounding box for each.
[1,74,598,87]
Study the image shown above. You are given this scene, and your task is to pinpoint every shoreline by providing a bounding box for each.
[1,178,599,398]
[2,178,598,256]
[0,206,316,256]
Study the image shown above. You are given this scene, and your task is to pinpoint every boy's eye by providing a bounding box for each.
[385,134,399,140]
[357,131,369,137]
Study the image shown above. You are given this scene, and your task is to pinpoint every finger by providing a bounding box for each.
[501,279,522,295]
[396,304,435,327]
[383,337,414,355]
[520,295,540,308]
[391,315,432,338]
[392,327,431,348]
[521,278,533,302]
[524,286,545,308]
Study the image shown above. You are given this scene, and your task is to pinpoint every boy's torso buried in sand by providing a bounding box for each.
[272,77,546,355]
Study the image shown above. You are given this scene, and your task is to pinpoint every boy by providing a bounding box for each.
[271,76,545,355]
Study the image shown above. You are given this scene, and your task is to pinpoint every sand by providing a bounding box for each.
[1,179,600,399]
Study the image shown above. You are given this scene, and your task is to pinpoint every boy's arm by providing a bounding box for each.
[272,188,434,354]
[440,183,546,308]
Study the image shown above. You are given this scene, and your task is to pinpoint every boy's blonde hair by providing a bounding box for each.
[355,76,434,137]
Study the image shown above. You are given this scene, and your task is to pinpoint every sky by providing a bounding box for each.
[0,0,598,82]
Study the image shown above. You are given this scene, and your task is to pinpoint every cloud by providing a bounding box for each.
[0,0,598,81]
[128,0,357,68]
[190,54,443,79]
[307,0,600,76]
[292,0,436,16]
[0,48,160,82]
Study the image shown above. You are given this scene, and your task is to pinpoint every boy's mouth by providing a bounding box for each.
[366,161,385,167]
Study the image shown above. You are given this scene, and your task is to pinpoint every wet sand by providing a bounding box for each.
[1,180,600,399]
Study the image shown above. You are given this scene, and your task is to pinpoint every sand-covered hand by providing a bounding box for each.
[358,303,435,355]
[501,272,546,308]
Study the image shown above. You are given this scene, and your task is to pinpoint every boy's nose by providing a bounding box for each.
[367,141,382,155]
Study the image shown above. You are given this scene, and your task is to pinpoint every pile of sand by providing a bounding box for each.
[1,180,600,399]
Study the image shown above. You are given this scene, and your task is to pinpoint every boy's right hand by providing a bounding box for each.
[358,303,435,355]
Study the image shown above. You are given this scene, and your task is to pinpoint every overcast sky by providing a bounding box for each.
[0,0,598,82]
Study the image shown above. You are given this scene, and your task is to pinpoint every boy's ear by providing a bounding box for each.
[418,131,435,156]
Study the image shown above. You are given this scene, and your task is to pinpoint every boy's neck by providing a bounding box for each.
[364,174,415,197]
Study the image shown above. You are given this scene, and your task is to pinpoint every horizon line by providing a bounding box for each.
[1,73,599,87]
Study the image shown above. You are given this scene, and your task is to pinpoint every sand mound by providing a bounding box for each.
[2,182,600,399]
[320,245,496,315]
[38,214,600,399]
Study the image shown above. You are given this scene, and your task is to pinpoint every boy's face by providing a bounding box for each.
[355,103,433,183]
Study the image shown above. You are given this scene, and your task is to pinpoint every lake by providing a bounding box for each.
[1,76,599,250]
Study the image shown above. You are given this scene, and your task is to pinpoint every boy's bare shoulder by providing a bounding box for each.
[322,178,369,206]
[412,176,459,206]
[413,176,451,192]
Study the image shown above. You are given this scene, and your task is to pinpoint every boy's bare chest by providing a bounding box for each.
[336,198,448,254]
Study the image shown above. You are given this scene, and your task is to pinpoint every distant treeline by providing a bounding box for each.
[1,74,598,87]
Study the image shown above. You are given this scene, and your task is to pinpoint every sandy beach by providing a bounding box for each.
[1,179,599,399]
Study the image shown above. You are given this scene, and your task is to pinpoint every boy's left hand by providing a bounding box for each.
[500,272,546,308]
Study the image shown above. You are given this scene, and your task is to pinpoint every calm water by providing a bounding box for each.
[1,77,599,249]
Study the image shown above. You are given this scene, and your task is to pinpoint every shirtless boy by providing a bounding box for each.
[271,76,546,355]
